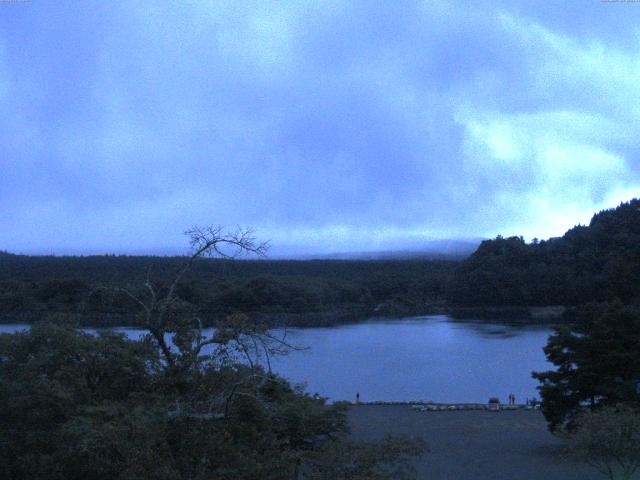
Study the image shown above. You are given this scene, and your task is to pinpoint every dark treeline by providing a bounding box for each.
[448,199,640,308]
[1,228,427,480]
[2,199,639,327]
[0,253,455,326]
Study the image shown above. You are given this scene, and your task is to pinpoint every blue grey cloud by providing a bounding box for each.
[1,0,639,254]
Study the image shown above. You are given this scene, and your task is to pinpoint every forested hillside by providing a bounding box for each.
[0,253,455,326]
[2,199,638,325]
[449,199,640,307]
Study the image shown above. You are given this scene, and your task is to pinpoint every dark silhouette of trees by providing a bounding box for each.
[0,227,426,479]
[449,199,640,308]
[0,249,456,327]
[3,199,640,323]
[565,404,640,480]
[532,302,640,431]
[97,226,270,369]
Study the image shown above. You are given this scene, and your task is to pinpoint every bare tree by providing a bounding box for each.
[89,225,311,420]
[97,226,282,369]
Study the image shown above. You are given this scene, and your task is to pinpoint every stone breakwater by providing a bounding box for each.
[346,401,541,411]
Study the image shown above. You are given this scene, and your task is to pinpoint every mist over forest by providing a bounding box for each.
[2,2,640,479]
[1,199,638,328]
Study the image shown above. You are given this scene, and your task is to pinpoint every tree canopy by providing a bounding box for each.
[564,404,640,480]
[449,199,640,307]
[532,302,640,431]
[0,226,425,479]
[0,254,454,328]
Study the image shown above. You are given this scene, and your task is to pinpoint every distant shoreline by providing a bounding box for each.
[0,304,567,329]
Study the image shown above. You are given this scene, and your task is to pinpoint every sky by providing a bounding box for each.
[1,0,639,256]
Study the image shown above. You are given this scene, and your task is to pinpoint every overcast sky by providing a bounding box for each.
[1,1,639,256]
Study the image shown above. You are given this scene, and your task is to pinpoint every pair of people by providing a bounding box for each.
[507,393,516,405]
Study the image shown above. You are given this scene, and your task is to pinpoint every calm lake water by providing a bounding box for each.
[0,315,554,404]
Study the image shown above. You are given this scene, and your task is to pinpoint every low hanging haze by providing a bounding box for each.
[1,1,639,257]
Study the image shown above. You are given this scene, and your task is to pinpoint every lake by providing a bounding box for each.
[0,315,554,404]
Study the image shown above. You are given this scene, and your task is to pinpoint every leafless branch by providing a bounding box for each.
[88,226,273,371]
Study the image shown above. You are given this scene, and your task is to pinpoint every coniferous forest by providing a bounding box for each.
[2,200,639,479]
[0,199,640,325]
[0,254,454,327]
[1,199,639,327]
[449,199,640,308]
[5,4,640,478]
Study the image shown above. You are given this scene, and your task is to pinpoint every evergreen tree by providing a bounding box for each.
[533,302,640,431]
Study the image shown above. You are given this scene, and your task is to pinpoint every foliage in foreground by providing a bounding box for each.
[564,404,640,480]
[533,302,640,431]
[0,322,425,480]
[1,227,425,479]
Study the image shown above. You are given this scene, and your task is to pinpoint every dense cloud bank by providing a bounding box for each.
[1,1,638,254]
